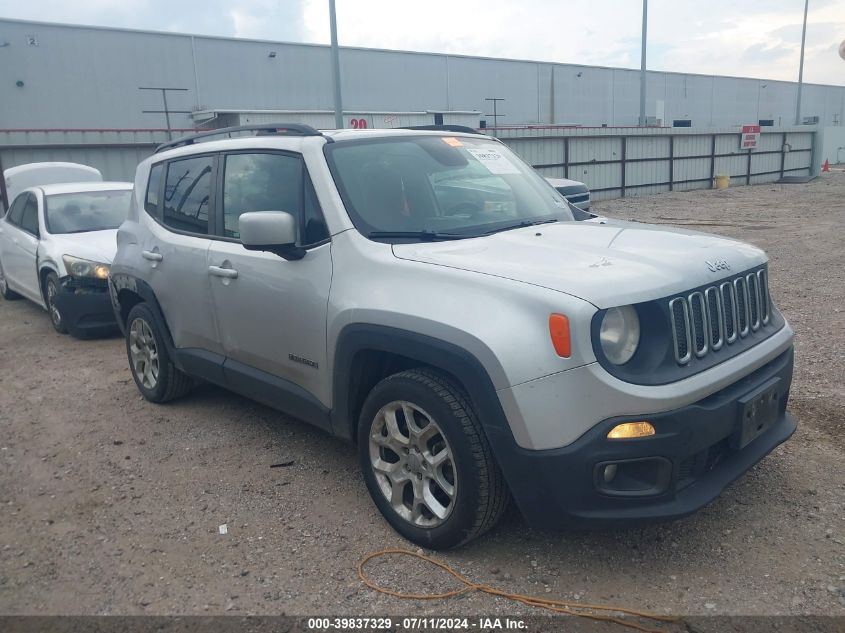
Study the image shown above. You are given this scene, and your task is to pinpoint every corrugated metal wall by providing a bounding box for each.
[0,130,169,183]
[1,127,817,207]
[497,126,816,200]
[1,18,843,130]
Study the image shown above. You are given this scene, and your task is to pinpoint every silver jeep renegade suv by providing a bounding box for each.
[109,123,796,549]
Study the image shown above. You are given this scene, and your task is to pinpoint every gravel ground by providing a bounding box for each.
[0,172,843,622]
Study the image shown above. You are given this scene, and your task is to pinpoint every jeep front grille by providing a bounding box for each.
[669,269,771,365]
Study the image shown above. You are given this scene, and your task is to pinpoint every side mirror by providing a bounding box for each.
[238,211,305,260]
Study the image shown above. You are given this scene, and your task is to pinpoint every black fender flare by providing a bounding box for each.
[331,323,514,445]
[109,273,183,372]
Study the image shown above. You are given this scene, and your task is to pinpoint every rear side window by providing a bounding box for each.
[6,193,28,226]
[145,163,164,217]
[163,156,213,235]
[19,195,39,235]
[221,152,329,246]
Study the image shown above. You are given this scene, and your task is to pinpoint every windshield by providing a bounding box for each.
[325,135,574,240]
[45,190,132,234]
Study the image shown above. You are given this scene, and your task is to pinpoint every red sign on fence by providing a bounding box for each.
[741,125,761,150]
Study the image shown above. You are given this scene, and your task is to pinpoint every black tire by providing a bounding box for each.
[125,302,193,403]
[44,272,67,333]
[357,368,509,549]
[0,258,21,300]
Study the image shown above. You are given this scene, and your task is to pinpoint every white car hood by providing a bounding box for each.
[49,229,118,266]
[392,220,767,308]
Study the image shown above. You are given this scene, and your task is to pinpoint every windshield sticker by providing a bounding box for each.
[466,147,520,175]
[442,137,464,147]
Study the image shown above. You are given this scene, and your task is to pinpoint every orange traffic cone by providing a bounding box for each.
[822,159,830,172]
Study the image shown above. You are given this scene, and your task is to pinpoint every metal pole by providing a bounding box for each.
[329,0,344,129]
[639,0,648,126]
[162,89,172,140]
[795,0,809,125]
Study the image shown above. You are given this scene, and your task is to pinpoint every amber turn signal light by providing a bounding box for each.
[548,313,571,358]
[607,421,655,439]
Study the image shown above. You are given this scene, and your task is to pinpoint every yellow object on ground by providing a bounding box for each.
[714,175,730,189]
[358,548,683,633]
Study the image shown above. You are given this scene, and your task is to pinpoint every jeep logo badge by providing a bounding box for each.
[706,259,731,272]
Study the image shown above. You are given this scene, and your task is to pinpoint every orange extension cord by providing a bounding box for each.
[358,549,683,633]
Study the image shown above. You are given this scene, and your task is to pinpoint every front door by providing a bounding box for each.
[206,151,333,406]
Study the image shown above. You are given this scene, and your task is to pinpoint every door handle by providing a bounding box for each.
[142,250,163,262]
[208,265,238,279]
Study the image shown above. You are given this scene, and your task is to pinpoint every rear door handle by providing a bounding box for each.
[208,265,238,279]
[142,250,163,262]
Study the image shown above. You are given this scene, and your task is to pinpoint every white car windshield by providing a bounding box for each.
[325,135,574,240]
[45,190,132,234]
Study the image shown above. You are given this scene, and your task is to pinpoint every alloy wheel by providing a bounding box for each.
[128,318,160,390]
[368,400,457,527]
[46,279,62,328]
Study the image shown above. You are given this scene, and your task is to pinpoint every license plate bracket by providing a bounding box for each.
[733,377,781,449]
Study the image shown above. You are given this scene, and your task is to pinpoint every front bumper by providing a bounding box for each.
[53,277,118,338]
[488,346,795,529]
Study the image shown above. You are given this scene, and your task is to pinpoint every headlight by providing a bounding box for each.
[62,255,110,279]
[599,305,640,365]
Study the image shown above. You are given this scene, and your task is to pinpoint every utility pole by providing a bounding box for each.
[485,98,506,134]
[639,0,648,126]
[329,0,344,129]
[795,0,809,125]
[139,87,191,139]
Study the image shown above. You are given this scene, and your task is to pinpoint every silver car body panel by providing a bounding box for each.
[112,128,792,453]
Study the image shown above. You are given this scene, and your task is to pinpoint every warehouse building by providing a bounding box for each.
[1,17,844,131]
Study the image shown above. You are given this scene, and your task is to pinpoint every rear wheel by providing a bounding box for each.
[44,272,67,333]
[358,368,509,549]
[0,259,21,300]
[125,302,193,402]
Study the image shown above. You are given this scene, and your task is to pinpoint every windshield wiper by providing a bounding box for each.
[477,218,559,236]
[368,230,474,241]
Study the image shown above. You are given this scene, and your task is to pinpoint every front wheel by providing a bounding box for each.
[44,272,67,333]
[358,369,509,549]
[125,302,193,403]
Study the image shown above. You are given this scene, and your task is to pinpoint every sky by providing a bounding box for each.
[0,0,843,85]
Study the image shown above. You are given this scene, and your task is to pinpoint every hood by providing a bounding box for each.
[50,229,118,265]
[392,220,766,308]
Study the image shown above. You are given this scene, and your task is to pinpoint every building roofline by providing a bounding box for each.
[1,16,843,89]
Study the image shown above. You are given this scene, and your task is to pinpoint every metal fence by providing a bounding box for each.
[495,126,817,200]
[1,126,818,210]
[0,129,179,186]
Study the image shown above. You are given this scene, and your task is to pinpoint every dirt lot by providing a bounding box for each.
[1,171,843,622]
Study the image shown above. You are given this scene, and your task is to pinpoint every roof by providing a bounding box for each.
[322,128,489,142]
[39,181,133,195]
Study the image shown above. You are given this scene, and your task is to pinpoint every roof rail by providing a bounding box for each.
[155,123,324,153]
[402,124,482,135]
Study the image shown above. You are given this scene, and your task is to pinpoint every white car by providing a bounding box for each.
[0,163,132,337]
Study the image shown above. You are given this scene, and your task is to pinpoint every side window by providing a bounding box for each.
[221,152,329,246]
[222,153,302,239]
[6,193,28,226]
[145,163,164,218]
[20,195,39,236]
[163,156,213,235]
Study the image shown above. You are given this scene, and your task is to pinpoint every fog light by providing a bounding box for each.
[607,421,655,440]
[603,464,618,483]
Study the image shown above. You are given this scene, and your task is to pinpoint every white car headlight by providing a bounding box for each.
[599,305,640,365]
[62,255,110,280]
